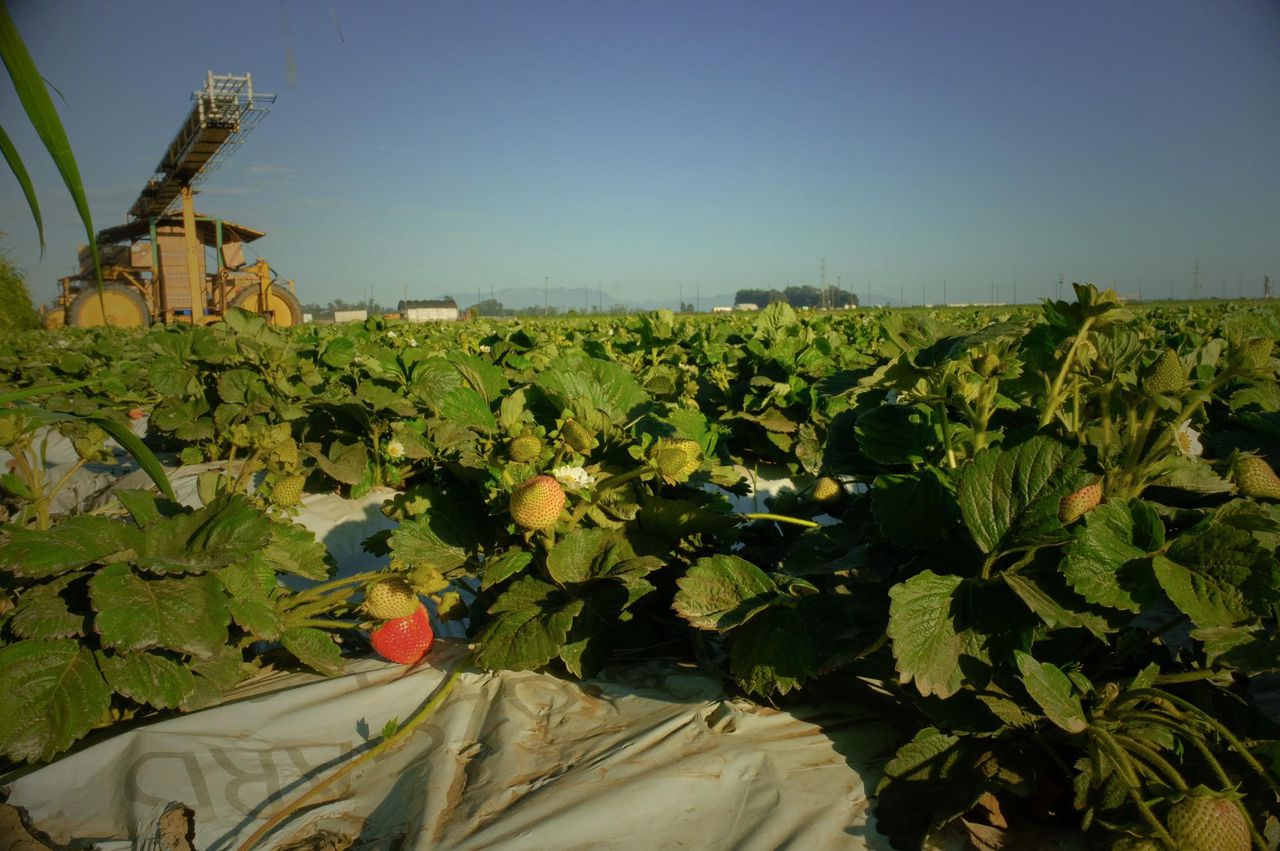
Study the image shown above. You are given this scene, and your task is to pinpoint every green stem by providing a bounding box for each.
[1088,726,1177,848]
[1127,688,1279,793]
[235,651,471,851]
[285,570,390,608]
[740,512,820,529]
[1113,733,1189,792]
[44,455,89,505]
[1039,316,1095,428]
[933,401,957,468]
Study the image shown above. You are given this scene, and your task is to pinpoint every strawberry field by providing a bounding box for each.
[2,286,1280,849]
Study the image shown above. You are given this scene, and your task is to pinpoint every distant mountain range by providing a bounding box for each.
[451,286,742,313]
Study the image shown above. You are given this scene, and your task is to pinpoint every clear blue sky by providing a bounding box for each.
[3,0,1278,309]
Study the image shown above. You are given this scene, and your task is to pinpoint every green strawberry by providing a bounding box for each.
[369,604,434,665]
[1231,453,1280,499]
[561,419,597,454]
[1144,348,1185,394]
[509,475,566,530]
[811,476,843,504]
[1166,787,1251,851]
[655,438,702,483]
[1242,337,1274,372]
[508,434,543,463]
[271,474,306,507]
[364,577,421,620]
[1059,481,1102,523]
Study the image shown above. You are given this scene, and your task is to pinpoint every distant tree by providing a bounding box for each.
[472,298,506,316]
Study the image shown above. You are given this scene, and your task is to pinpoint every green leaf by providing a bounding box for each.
[471,577,584,671]
[873,727,991,850]
[438,385,496,430]
[0,639,112,763]
[558,582,628,678]
[1001,570,1111,640]
[1152,523,1278,628]
[132,496,272,575]
[1061,500,1162,612]
[729,605,818,696]
[0,515,131,578]
[480,549,534,590]
[389,514,470,575]
[0,120,42,253]
[0,1,99,282]
[886,571,969,699]
[189,645,247,690]
[536,354,650,428]
[870,469,958,548]
[97,651,196,710]
[313,440,369,485]
[957,435,1086,556]
[90,565,229,659]
[672,554,779,632]
[1014,651,1087,734]
[281,626,343,676]
[252,520,333,581]
[8,572,84,639]
[546,528,617,585]
[854,403,939,465]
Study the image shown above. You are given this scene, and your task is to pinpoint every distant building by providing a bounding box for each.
[333,309,368,323]
[712,306,734,314]
[398,298,460,322]
[734,303,758,311]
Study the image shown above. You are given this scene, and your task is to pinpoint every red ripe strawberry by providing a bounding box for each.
[1059,481,1103,523]
[509,475,566,530]
[369,603,434,665]
[1166,787,1251,851]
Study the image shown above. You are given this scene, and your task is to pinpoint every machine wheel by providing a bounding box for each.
[231,284,303,327]
[42,307,66,330]
[67,283,151,328]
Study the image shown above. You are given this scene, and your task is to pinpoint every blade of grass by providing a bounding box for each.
[0,0,101,295]
[0,378,103,404]
[0,121,42,255]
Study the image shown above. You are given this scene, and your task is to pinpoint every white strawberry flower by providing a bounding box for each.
[479,344,491,353]
[387,330,398,339]
[551,464,594,492]
[386,439,406,460]
[407,338,418,347]
[1174,421,1202,457]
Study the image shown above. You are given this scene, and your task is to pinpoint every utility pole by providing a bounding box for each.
[544,276,548,315]
[1192,259,1200,300]
[899,284,904,308]
[1057,274,1064,301]
[679,283,683,312]
[1238,272,1244,299]
[1138,277,1143,301]
[820,258,828,310]
[943,280,948,306]
[921,282,925,306]
[696,281,700,313]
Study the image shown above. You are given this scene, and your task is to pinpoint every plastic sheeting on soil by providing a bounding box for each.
[5,647,902,850]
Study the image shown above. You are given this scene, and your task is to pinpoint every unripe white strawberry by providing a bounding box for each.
[1059,481,1102,523]
[364,577,421,620]
[1167,787,1251,851]
[1231,453,1280,500]
[509,475,566,530]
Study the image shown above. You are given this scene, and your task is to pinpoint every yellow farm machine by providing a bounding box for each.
[46,72,302,329]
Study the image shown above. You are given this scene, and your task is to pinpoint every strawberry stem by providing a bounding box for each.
[739,512,820,528]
